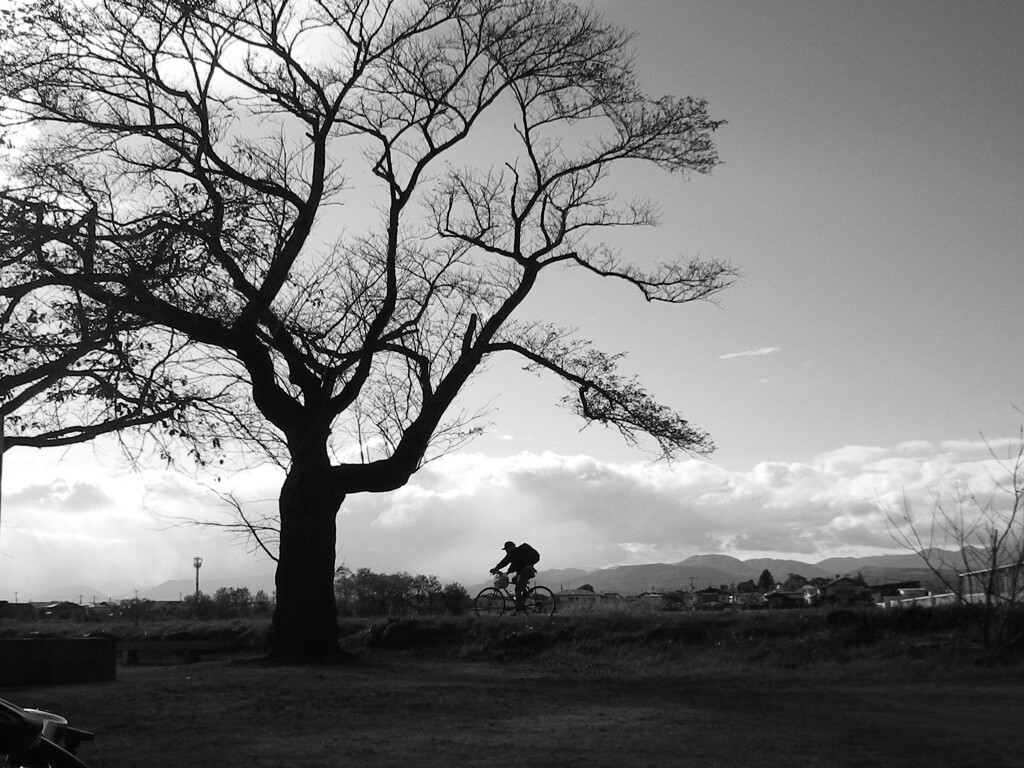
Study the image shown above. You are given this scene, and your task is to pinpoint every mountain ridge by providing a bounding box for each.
[38,552,953,604]
[531,551,947,596]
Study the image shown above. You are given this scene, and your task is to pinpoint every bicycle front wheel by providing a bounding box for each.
[524,586,556,616]
[474,587,506,616]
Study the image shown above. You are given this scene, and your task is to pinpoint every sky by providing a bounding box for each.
[2,0,1024,600]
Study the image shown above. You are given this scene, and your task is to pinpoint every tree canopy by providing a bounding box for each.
[0,197,207,456]
[1,0,734,661]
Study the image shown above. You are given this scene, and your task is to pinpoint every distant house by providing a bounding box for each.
[869,581,923,606]
[555,589,602,608]
[959,563,1024,604]
[764,590,804,609]
[732,592,767,609]
[802,585,821,605]
[692,585,732,610]
[816,577,870,606]
[40,601,88,621]
[896,587,930,601]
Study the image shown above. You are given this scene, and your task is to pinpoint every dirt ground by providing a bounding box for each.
[5,655,1024,768]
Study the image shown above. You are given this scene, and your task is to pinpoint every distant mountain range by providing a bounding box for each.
[532,551,953,596]
[35,576,277,605]
[39,551,962,605]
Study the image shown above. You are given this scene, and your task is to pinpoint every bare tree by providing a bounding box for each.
[1,0,735,662]
[886,428,1024,648]
[0,0,220,459]
[0,195,209,456]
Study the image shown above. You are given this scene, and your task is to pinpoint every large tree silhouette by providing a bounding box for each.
[0,195,207,460]
[1,0,735,662]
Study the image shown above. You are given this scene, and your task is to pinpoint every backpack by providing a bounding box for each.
[518,542,540,567]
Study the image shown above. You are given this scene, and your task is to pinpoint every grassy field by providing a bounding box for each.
[2,606,1023,767]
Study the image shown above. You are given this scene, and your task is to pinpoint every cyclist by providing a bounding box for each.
[490,540,540,613]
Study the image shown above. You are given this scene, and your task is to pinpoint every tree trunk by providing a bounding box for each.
[271,456,347,664]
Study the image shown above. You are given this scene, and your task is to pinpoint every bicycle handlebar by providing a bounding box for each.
[1,698,94,766]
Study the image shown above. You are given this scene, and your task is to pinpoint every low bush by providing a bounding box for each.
[6,605,1022,671]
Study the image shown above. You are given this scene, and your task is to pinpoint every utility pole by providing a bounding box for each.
[193,557,203,598]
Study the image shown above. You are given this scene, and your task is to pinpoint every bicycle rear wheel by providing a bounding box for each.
[524,586,556,616]
[473,587,506,616]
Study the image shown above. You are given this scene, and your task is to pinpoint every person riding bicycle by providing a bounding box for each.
[490,540,540,613]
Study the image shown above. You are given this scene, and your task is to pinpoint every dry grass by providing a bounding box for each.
[3,607,1023,765]
[5,603,1020,672]
[4,651,1023,767]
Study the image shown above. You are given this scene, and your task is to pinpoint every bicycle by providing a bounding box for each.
[474,572,556,617]
[0,696,94,767]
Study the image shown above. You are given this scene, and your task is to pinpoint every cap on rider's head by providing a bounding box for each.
[503,540,515,551]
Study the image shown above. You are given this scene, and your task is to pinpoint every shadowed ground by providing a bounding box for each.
[6,657,1022,767]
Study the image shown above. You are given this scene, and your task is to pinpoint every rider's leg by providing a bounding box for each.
[513,574,527,611]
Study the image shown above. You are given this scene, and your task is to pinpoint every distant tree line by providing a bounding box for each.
[334,567,470,617]
[734,571,868,594]
[48,574,468,622]
[111,587,274,621]
[183,588,275,619]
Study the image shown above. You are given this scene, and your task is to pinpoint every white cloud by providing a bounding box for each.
[719,346,781,359]
[939,437,1020,455]
[5,480,114,512]
[2,434,1021,598]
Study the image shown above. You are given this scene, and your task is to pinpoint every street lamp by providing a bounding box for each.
[193,556,203,598]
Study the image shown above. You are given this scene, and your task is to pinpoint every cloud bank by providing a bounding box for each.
[326,439,1015,579]
[1,437,1017,596]
[719,346,781,359]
